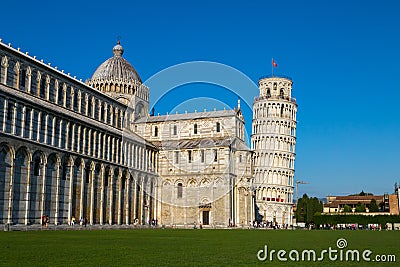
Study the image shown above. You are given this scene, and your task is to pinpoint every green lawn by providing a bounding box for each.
[0,229,399,266]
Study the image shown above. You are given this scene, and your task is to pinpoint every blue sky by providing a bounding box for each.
[1,0,399,197]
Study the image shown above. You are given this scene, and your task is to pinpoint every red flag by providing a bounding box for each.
[272,58,278,67]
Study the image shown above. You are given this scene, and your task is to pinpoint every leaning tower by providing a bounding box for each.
[252,75,297,226]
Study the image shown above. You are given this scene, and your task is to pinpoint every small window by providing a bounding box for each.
[20,69,26,88]
[85,169,90,183]
[7,103,13,120]
[33,158,40,176]
[154,126,158,137]
[177,183,183,198]
[175,151,179,164]
[173,125,177,135]
[194,124,198,134]
[188,151,192,163]
[62,165,67,180]
[121,177,126,190]
[214,149,218,162]
[239,154,242,163]
[216,122,220,132]
[201,150,205,163]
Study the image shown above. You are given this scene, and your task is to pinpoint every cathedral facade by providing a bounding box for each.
[0,39,296,227]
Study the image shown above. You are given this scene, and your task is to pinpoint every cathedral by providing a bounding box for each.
[0,39,296,227]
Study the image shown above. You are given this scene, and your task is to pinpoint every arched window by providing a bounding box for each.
[154,126,158,137]
[280,89,284,99]
[194,123,198,134]
[177,183,183,198]
[266,89,271,97]
[173,125,177,135]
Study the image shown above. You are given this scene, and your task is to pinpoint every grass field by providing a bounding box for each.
[0,229,399,266]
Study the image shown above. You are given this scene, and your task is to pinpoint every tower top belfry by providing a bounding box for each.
[258,75,294,100]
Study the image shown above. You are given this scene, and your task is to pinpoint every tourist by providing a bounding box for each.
[41,215,46,227]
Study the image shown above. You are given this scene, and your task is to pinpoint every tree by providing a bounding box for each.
[296,194,323,223]
[369,199,380,212]
[355,202,366,212]
[350,191,373,196]
[343,205,352,213]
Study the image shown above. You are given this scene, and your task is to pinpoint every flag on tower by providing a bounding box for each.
[272,58,278,67]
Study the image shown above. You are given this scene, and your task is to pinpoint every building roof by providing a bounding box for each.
[89,42,142,83]
[334,195,384,201]
[137,109,241,123]
[325,195,385,208]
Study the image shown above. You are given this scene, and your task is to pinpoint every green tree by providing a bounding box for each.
[355,202,366,212]
[296,194,323,223]
[343,205,352,213]
[369,199,380,212]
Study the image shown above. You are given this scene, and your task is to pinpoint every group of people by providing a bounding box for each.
[70,216,88,227]
[193,221,203,229]
[250,220,289,229]
[150,219,158,226]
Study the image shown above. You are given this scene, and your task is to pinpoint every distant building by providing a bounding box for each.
[323,194,399,215]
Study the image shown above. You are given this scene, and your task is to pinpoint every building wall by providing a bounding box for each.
[136,111,253,227]
[0,42,158,225]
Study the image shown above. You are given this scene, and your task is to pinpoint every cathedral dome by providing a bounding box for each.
[90,41,142,83]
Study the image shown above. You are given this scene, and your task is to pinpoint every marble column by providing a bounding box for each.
[99,166,105,225]
[54,159,61,225]
[117,171,122,225]
[6,158,14,224]
[24,158,31,225]
[89,165,95,225]
[2,98,8,132]
[79,161,85,220]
